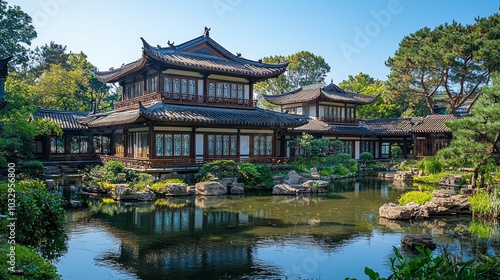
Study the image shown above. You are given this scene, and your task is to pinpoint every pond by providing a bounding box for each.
[52,178,498,279]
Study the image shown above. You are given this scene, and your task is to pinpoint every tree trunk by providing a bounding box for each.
[472,168,479,188]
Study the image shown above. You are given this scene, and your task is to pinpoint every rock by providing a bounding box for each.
[310,167,320,180]
[68,200,82,207]
[410,168,419,175]
[401,234,436,250]
[272,184,299,195]
[219,177,237,188]
[230,186,244,194]
[432,189,457,198]
[162,183,190,196]
[195,181,227,196]
[394,171,413,181]
[111,184,156,201]
[379,172,395,179]
[418,170,425,177]
[45,179,56,190]
[379,202,429,220]
[460,187,476,196]
[160,172,179,181]
[285,170,304,185]
[116,173,127,180]
[273,175,284,183]
[439,174,463,186]
[330,175,337,181]
[320,175,331,182]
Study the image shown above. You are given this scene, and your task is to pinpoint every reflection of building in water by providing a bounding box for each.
[98,200,279,279]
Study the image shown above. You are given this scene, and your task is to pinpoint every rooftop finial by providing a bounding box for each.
[167,40,175,48]
[203,26,211,37]
[236,52,241,57]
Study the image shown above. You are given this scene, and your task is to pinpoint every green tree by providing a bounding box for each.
[254,51,330,109]
[0,0,37,68]
[29,51,112,112]
[386,13,500,115]
[26,42,71,80]
[0,74,62,168]
[437,72,500,187]
[288,133,331,157]
[339,72,401,119]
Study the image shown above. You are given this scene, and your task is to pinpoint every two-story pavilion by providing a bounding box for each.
[85,30,308,171]
[263,83,416,159]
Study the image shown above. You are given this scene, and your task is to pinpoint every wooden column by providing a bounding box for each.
[149,125,154,159]
[191,127,196,162]
[123,129,128,158]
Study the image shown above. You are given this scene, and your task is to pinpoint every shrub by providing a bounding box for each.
[418,157,442,175]
[237,162,274,189]
[19,160,46,180]
[0,244,61,280]
[391,145,403,161]
[195,160,237,181]
[0,180,66,247]
[359,152,374,164]
[150,178,186,194]
[469,189,500,218]
[349,165,358,173]
[398,191,433,206]
[359,246,500,280]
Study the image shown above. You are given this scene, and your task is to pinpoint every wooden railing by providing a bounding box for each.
[163,93,257,108]
[316,116,358,124]
[99,155,289,170]
[114,92,163,111]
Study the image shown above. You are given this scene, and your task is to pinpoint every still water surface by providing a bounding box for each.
[53,179,483,279]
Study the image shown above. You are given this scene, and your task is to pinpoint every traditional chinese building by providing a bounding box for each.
[74,29,308,172]
[263,83,417,159]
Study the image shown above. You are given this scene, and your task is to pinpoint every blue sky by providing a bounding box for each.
[8,0,500,83]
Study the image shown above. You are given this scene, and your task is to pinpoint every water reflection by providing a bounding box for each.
[54,178,500,279]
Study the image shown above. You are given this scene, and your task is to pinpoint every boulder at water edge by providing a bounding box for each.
[161,182,190,196]
[401,234,436,251]
[195,181,227,196]
[272,184,299,195]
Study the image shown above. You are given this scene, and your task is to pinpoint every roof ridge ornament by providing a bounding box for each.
[167,40,175,48]
[203,26,211,37]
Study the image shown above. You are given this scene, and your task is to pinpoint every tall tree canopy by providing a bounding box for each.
[0,0,37,68]
[24,44,114,112]
[437,72,500,188]
[254,51,330,109]
[386,13,500,115]
[339,72,400,119]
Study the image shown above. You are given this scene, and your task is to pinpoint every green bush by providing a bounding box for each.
[0,180,66,247]
[237,162,274,189]
[195,160,237,181]
[360,152,374,164]
[0,244,61,280]
[150,178,186,194]
[418,157,442,175]
[398,191,433,206]
[391,145,403,160]
[19,160,46,180]
[357,246,500,280]
[469,189,500,218]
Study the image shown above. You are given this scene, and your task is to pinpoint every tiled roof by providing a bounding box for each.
[85,102,308,128]
[361,118,421,135]
[291,117,420,136]
[262,83,378,105]
[85,109,142,128]
[34,108,88,130]
[412,114,457,133]
[95,35,288,83]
